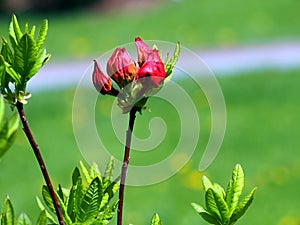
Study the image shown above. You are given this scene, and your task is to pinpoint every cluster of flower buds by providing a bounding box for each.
[92,37,179,113]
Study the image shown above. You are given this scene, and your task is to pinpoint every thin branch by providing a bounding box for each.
[16,101,65,225]
[117,107,138,225]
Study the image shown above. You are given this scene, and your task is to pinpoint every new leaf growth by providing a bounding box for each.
[192,164,257,225]
[0,14,50,106]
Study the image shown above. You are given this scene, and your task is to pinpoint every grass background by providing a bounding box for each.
[0,0,300,224]
[1,69,300,224]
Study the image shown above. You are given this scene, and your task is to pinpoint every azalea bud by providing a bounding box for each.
[107,48,136,88]
[135,37,153,67]
[92,60,116,95]
[135,49,166,88]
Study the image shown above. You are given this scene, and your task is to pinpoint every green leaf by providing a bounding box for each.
[17,213,32,225]
[79,161,93,184]
[11,14,23,43]
[4,61,21,84]
[103,156,114,188]
[1,38,14,64]
[205,188,230,224]
[89,162,101,181]
[7,113,19,138]
[205,188,221,222]
[27,49,50,79]
[14,33,37,81]
[1,196,15,225]
[67,169,84,222]
[230,187,257,224]
[225,164,244,214]
[164,42,180,78]
[29,26,36,37]
[0,112,19,158]
[77,177,102,222]
[0,96,5,126]
[35,197,56,224]
[213,183,226,199]
[100,180,120,210]
[191,203,220,225]
[202,175,213,192]
[36,19,48,51]
[35,210,47,225]
[150,213,162,225]
[41,186,56,214]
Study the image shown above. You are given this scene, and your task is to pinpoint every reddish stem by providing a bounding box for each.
[16,101,65,225]
[117,107,138,225]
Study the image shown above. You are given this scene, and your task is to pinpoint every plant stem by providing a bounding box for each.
[16,101,65,225]
[117,107,138,225]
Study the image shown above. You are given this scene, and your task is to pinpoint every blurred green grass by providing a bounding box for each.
[1,69,300,224]
[0,0,299,58]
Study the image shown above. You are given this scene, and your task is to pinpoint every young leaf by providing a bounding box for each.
[164,42,180,78]
[35,197,56,224]
[205,188,222,222]
[11,15,23,42]
[14,33,37,80]
[103,157,114,188]
[150,213,162,225]
[17,213,32,225]
[211,189,230,224]
[77,177,102,222]
[79,161,93,184]
[213,183,226,199]
[35,210,47,225]
[225,164,244,214]
[0,96,5,128]
[89,162,101,180]
[1,196,15,225]
[202,175,213,192]
[41,186,56,214]
[1,38,13,65]
[100,179,120,210]
[35,20,48,51]
[191,203,220,225]
[230,187,257,224]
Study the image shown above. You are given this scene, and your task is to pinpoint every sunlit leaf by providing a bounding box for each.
[202,175,213,192]
[1,196,15,225]
[77,177,102,222]
[191,203,220,225]
[35,210,47,225]
[17,212,32,225]
[225,164,244,214]
[150,213,162,225]
[36,19,48,51]
[14,33,37,80]
[230,187,257,224]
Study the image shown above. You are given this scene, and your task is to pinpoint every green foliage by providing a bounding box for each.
[164,42,180,79]
[150,213,162,225]
[37,157,120,225]
[192,164,257,225]
[0,96,19,158]
[0,14,50,106]
[0,196,48,225]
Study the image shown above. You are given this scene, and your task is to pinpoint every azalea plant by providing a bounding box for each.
[0,15,256,225]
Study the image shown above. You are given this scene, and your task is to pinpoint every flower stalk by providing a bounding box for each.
[15,101,65,225]
[117,107,138,225]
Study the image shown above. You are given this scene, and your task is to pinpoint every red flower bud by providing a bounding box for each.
[92,60,113,95]
[107,48,136,88]
[135,49,166,88]
[135,37,153,67]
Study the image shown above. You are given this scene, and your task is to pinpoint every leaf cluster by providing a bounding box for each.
[0,96,19,158]
[192,164,257,225]
[37,157,120,225]
[0,196,48,225]
[0,14,50,105]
